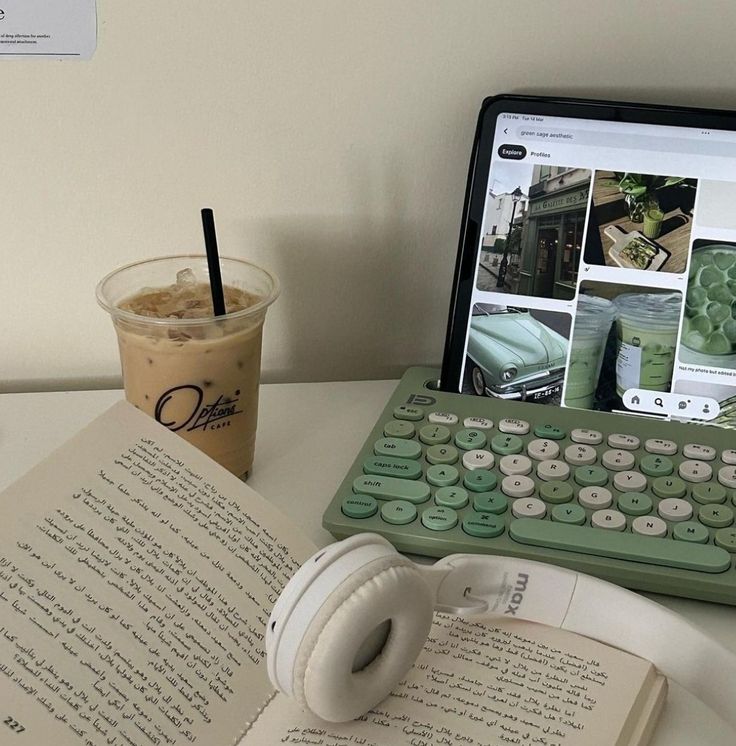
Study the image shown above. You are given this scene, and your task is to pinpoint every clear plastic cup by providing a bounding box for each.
[96,255,279,479]
[614,292,681,396]
[565,295,617,410]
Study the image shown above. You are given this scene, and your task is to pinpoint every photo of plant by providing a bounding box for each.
[584,171,698,274]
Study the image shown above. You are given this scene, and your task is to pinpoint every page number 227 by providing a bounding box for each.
[3,716,25,734]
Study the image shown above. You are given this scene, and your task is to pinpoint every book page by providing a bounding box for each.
[0,401,316,746]
[248,615,654,746]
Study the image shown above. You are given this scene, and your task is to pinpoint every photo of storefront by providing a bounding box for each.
[515,167,592,300]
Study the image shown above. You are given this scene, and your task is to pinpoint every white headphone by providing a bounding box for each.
[266,533,736,727]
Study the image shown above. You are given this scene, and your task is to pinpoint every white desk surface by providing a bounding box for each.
[1,382,734,745]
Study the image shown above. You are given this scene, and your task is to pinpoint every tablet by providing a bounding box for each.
[440,94,736,429]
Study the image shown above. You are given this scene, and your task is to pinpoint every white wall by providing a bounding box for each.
[2,0,736,391]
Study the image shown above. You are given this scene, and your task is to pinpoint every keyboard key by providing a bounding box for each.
[551,503,586,525]
[426,464,459,487]
[426,444,459,465]
[658,498,693,522]
[498,418,529,435]
[570,428,603,445]
[419,424,452,445]
[380,499,417,525]
[575,466,609,487]
[722,449,736,465]
[699,504,734,528]
[617,491,652,516]
[499,454,533,476]
[342,494,378,519]
[714,528,736,552]
[374,437,422,460]
[510,518,730,572]
[540,481,573,504]
[462,511,505,538]
[428,411,458,425]
[393,405,424,421]
[718,466,736,488]
[632,516,668,538]
[512,497,546,519]
[383,420,415,439]
[673,521,709,544]
[353,475,430,504]
[678,460,712,483]
[463,470,497,493]
[421,506,458,531]
[639,454,674,477]
[644,439,678,455]
[527,439,560,461]
[602,449,635,471]
[564,444,597,466]
[463,416,493,429]
[472,490,508,514]
[578,486,613,509]
[692,482,726,505]
[591,509,627,531]
[613,471,647,493]
[502,475,535,498]
[491,433,524,455]
[534,424,566,440]
[652,476,687,499]
[537,460,570,482]
[683,443,716,461]
[462,449,495,471]
[363,456,423,480]
[434,486,469,510]
[455,429,487,451]
[608,433,640,450]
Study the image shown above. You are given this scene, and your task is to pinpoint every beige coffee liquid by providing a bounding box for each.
[115,272,265,477]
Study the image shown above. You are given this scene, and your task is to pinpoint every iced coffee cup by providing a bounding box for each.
[614,292,681,397]
[564,295,616,410]
[96,255,279,479]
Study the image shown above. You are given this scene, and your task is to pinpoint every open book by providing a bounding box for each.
[0,402,665,746]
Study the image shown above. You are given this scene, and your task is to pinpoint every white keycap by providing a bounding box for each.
[564,444,597,466]
[570,428,603,445]
[678,460,713,483]
[537,460,570,482]
[429,412,459,425]
[683,443,716,461]
[718,465,736,489]
[527,438,560,461]
[601,449,635,472]
[607,433,640,451]
[578,486,613,510]
[644,439,678,456]
[498,418,530,435]
[462,449,495,471]
[591,509,626,531]
[499,454,532,476]
[613,470,647,493]
[658,498,693,522]
[502,475,535,498]
[463,416,492,429]
[632,515,668,538]
[722,449,736,465]
[512,497,546,519]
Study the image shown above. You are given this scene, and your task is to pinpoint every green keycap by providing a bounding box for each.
[540,481,573,504]
[472,490,508,514]
[551,504,586,525]
[534,424,566,440]
[426,464,459,487]
[462,511,505,538]
[699,504,734,528]
[393,405,424,421]
[490,433,523,455]
[341,494,378,519]
[381,499,417,525]
[435,486,469,509]
[673,521,709,544]
[617,492,653,516]
[714,528,736,552]
[374,437,421,460]
[421,506,458,531]
[510,518,731,573]
[383,420,415,439]
[426,444,459,465]
[455,428,487,450]
[463,469,497,493]
[363,456,422,480]
[574,465,608,487]
[692,482,727,505]
[652,476,687,499]
[640,455,674,477]
[419,424,452,445]
[353,475,430,504]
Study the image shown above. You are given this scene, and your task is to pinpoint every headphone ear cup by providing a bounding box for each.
[293,556,434,723]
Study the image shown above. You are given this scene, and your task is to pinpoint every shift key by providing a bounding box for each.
[353,475,430,504]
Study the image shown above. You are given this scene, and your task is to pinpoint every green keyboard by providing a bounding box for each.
[323,367,736,605]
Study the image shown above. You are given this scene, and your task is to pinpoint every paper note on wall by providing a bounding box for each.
[0,0,96,59]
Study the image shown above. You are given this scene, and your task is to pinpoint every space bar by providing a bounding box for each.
[510,519,731,573]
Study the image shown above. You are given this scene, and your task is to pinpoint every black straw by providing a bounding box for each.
[201,208,226,316]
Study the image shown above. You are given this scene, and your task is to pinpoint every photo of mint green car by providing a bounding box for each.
[466,305,569,401]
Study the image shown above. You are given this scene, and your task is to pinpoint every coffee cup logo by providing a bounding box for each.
[155,384,243,432]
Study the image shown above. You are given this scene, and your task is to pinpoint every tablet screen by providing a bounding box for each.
[443,97,736,430]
